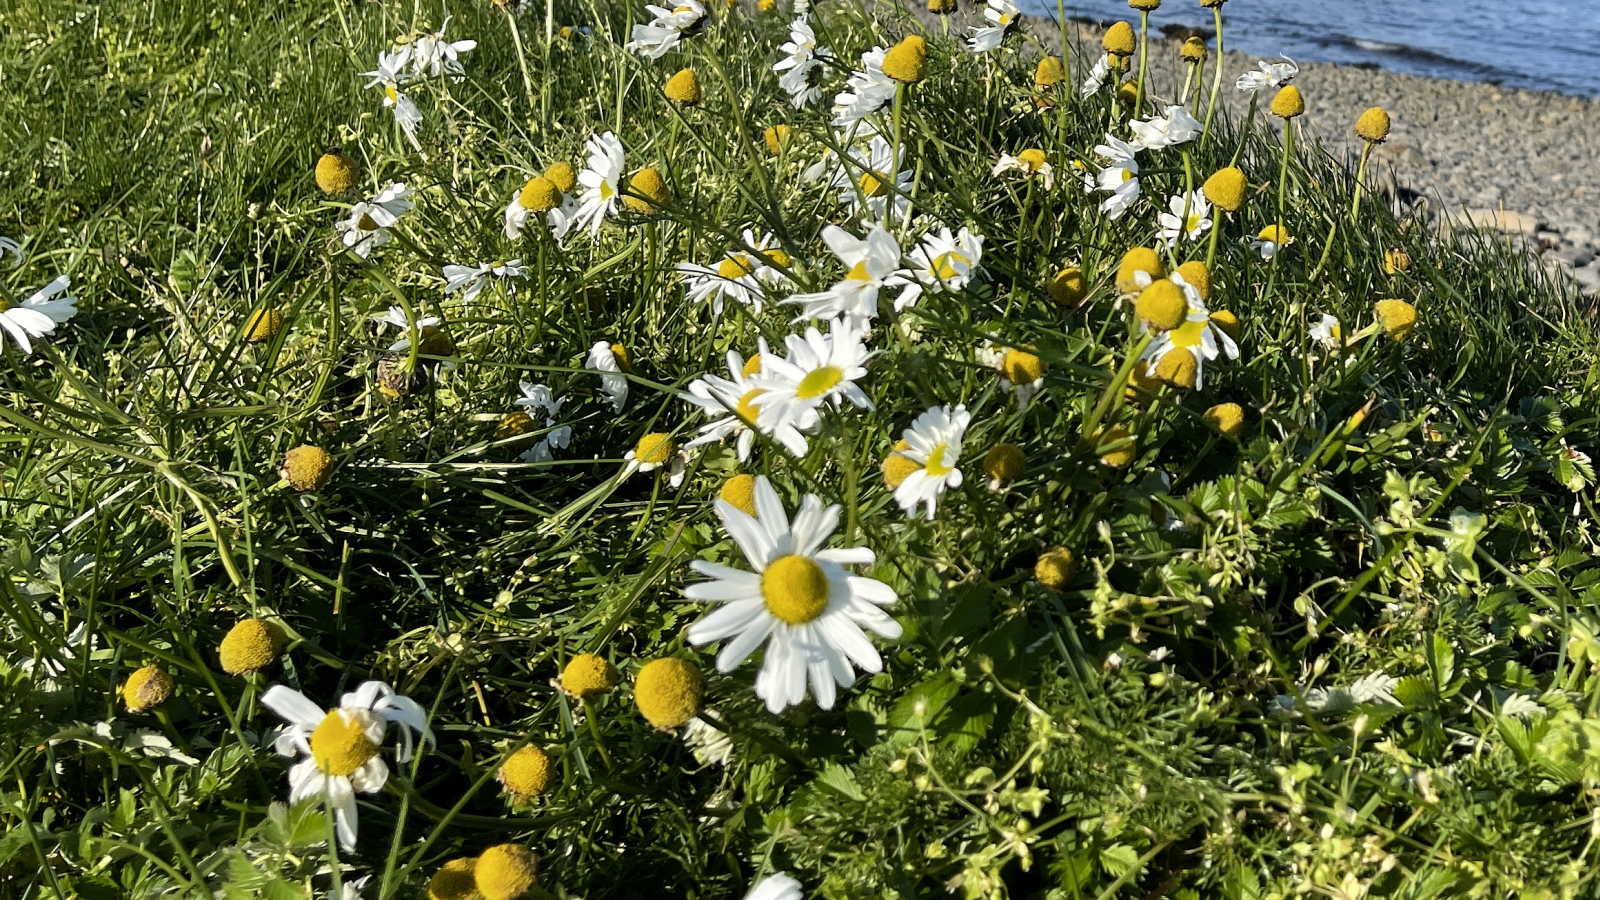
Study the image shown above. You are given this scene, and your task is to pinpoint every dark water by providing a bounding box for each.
[1042,0,1600,98]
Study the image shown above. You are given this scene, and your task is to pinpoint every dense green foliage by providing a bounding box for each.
[3,0,1600,897]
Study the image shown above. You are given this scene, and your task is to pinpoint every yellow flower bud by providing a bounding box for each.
[519,176,561,213]
[881,35,928,84]
[122,665,175,712]
[664,68,702,105]
[1102,21,1136,56]
[1203,402,1246,441]
[1047,264,1086,306]
[561,653,619,699]
[1153,349,1198,389]
[1174,260,1211,302]
[1116,247,1165,295]
[475,844,539,900]
[1383,248,1412,274]
[245,307,285,343]
[1180,36,1206,62]
[314,148,361,195]
[1209,310,1240,342]
[983,443,1026,485]
[499,746,555,800]
[543,161,577,194]
[428,858,480,900]
[1374,299,1417,340]
[279,444,335,493]
[1034,547,1077,590]
[634,657,704,730]
[1355,106,1391,143]
[882,439,918,489]
[1201,166,1247,213]
[218,618,286,675]
[1096,425,1138,468]
[1034,56,1065,89]
[1269,85,1305,118]
[623,168,668,213]
[1135,280,1187,331]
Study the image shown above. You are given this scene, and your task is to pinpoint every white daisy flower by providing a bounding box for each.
[337,183,414,258]
[774,17,834,109]
[685,475,901,713]
[1309,313,1343,349]
[625,0,705,59]
[751,317,876,453]
[832,47,897,128]
[0,235,23,266]
[1237,55,1298,93]
[0,275,77,357]
[623,432,690,487]
[784,223,902,326]
[362,52,422,144]
[442,260,527,305]
[966,0,1020,52]
[408,17,477,81]
[373,305,445,355]
[361,49,412,90]
[680,342,800,460]
[586,340,631,412]
[1079,53,1112,97]
[893,404,970,520]
[1138,298,1238,390]
[1129,105,1202,152]
[514,382,573,465]
[1092,135,1141,220]
[1156,190,1212,245]
[743,873,804,900]
[504,179,580,245]
[328,875,373,900]
[992,149,1055,190]
[835,135,912,222]
[570,132,626,237]
[887,226,984,310]
[676,231,792,314]
[1249,225,1292,260]
[261,681,433,851]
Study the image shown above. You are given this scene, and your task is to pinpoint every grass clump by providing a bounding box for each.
[2,0,1599,898]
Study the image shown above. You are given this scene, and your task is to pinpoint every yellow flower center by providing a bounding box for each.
[1185,213,1203,232]
[1169,318,1207,349]
[609,342,632,371]
[925,442,956,477]
[931,251,968,280]
[599,181,615,200]
[634,657,704,730]
[310,710,380,777]
[717,255,755,280]
[758,248,792,268]
[358,213,379,232]
[795,365,844,399]
[0,297,12,313]
[1016,148,1047,172]
[741,353,763,378]
[1000,349,1044,385]
[384,85,399,104]
[635,433,676,465]
[860,171,888,197]
[735,388,764,424]
[1120,168,1134,184]
[761,554,830,625]
[846,260,874,282]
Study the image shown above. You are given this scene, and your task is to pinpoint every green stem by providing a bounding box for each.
[581,697,612,768]
[1081,332,1154,444]
[1276,118,1293,233]
[889,82,908,233]
[1205,211,1224,271]
[1350,141,1374,220]
[325,785,345,894]
[1200,6,1225,148]
[1134,10,1149,112]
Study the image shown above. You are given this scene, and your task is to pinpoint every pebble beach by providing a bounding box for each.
[889,5,1600,296]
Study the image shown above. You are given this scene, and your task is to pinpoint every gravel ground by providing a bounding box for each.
[878,5,1600,293]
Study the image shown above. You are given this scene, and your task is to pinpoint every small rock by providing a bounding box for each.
[1555,244,1597,268]
[1461,207,1540,236]
[1573,264,1600,294]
